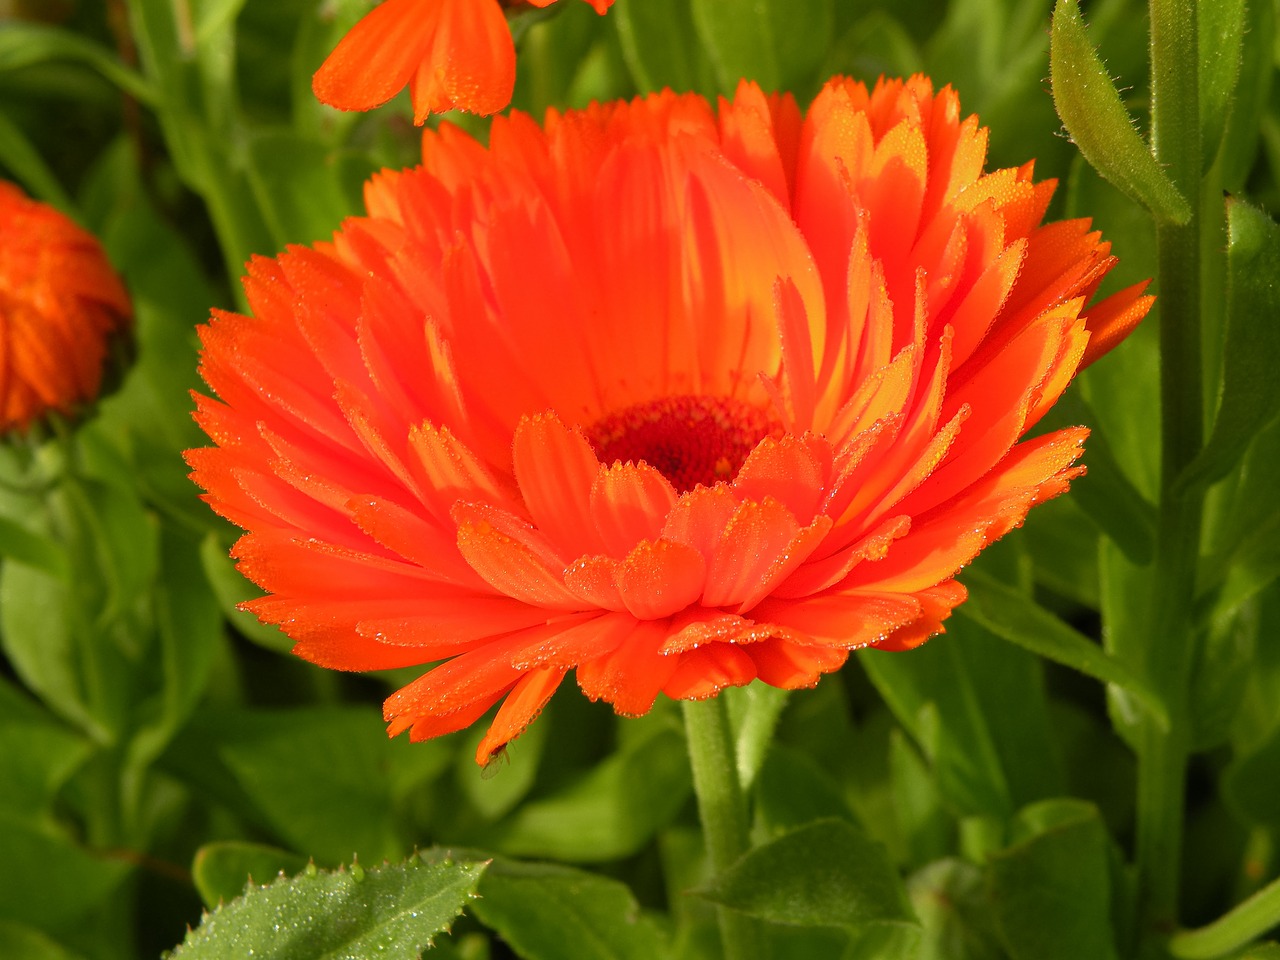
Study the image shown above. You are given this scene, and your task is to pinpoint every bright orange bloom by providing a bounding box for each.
[189,77,1151,765]
[313,0,614,122]
[0,182,132,433]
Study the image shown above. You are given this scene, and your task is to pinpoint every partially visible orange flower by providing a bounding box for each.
[189,76,1152,765]
[313,0,614,122]
[0,182,132,433]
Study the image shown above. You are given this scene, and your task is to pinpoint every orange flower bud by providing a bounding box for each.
[0,183,132,433]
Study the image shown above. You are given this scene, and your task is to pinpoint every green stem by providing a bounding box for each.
[1138,0,1206,939]
[1168,876,1280,959]
[682,696,765,960]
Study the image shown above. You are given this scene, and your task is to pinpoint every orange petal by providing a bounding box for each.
[313,0,435,114]
[1079,280,1154,369]
[475,665,569,764]
[513,412,605,558]
[617,539,706,619]
[411,0,515,119]
[663,643,757,700]
[454,509,583,609]
[703,498,801,608]
[590,460,678,558]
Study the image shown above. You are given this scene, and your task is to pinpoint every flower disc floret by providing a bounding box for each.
[189,76,1153,764]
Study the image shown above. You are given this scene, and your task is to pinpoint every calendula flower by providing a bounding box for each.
[0,182,132,434]
[189,76,1152,765]
[313,0,614,122]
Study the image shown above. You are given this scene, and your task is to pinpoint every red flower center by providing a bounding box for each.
[586,395,779,492]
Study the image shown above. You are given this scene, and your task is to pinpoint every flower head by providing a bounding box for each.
[190,76,1152,765]
[313,0,614,122]
[0,182,132,434]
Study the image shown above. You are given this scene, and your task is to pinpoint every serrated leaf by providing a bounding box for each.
[168,850,486,960]
[696,818,915,931]
[958,570,1168,731]
[192,842,310,910]
[1179,200,1280,491]
[987,800,1120,960]
[1050,0,1190,224]
[470,859,665,960]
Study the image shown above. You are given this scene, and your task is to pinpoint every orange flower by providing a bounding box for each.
[189,77,1152,765]
[0,182,132,433]
[313,0,614,122]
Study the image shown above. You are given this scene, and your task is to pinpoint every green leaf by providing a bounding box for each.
[0,22,154,103]
[1098,538,1150,750]
[725,682,790,791]
[0,562,103,739]
[754,745,855,838]
[244,133,373,249]
[613,0,716,95]
[1225,719,1280,830]
[690,0,834,96]
[0,515,69,579]
[457,702,548,821]
[168,849,486,960]
[958,570,1169,730]
[1051,392,1156,565]
[128,530,223,769]
[822,13,924,86]
[860,613,1064,819]
[907,860,1004,960]
[0,812,131,933]
[1199,0,1247,166]
[484,725,690,862]
[0,919,89,960]
[0,111,73,212]
[0,721,92,820]
[696,818,915,932]
[1188,595,1257,750]
[1220,0,1276,193]
[165,706,418,865]
[470,859,665,960]
[1179,200,1280,491]
[192,842,310,909]
[889,731,952,869]
[1050,0,1191,224]
[987,799,1121,960]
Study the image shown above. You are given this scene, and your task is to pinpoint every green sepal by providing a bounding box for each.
[1050,0,1191,224]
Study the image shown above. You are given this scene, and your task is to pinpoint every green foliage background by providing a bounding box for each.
[0,0,1278,958]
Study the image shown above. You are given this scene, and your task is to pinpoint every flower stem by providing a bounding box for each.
[681,696,765,960]
[1138,0,1206,939]
[1168,876,1280,959]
